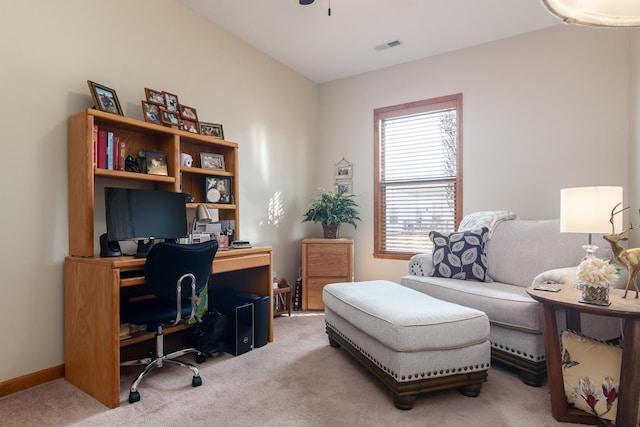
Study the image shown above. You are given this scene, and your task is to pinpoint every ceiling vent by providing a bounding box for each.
[374,40,401,51]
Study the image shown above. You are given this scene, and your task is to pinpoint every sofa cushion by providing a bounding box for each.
[487,219,609,288]
[430,227,492,282]
[561,330,621,422]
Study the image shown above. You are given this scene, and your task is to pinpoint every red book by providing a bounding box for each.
[92,125,98,168]
[97,130,107,169]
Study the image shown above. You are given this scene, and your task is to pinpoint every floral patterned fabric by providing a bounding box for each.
[561,330,621,422]
[429,227,492,282]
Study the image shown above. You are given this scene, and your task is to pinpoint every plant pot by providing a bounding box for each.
[322,223,340,239]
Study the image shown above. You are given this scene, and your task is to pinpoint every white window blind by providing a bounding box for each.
[374,94,462,258]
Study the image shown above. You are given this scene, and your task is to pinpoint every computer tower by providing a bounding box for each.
[232,293,269,348]
[223,302,254,356]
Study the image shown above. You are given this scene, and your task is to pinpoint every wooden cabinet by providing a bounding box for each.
[302,238,354,310]
[67,109,239,257]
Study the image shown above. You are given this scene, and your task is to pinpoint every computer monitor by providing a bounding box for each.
[104,187,188,257]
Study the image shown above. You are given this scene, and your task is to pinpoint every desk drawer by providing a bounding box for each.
[213,253,270,274]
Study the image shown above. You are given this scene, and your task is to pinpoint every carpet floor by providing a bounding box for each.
[3,313,585,426]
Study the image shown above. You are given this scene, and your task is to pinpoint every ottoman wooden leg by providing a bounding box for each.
[393,393,417,410]
[460,381,483,397]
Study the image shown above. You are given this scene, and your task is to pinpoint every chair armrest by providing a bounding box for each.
[532,266,629,290]
[408,253,433,277]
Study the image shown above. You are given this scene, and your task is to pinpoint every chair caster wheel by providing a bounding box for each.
[128,391,140,403]
[196,353,206,364]
[192,376,202,387]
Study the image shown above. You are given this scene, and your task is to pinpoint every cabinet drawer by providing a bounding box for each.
[306,245,350,277]
[306,278,348,310]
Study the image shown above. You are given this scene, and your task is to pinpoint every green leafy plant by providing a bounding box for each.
[302,189,361,228]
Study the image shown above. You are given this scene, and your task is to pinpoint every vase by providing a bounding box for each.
[322,223,340,239]
[581,283,610,306]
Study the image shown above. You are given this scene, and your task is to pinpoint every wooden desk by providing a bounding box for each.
[64,246,273,408]
[527,285,640,427]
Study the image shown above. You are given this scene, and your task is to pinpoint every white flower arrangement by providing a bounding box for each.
[576,257,618,288]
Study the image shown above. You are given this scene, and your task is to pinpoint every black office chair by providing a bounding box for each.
[120,240,218,403]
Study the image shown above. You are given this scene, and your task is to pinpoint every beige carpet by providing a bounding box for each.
[3,313,584,426]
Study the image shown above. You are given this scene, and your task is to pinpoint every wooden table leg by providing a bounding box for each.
[617,318,640,426]
[541,304,567,420]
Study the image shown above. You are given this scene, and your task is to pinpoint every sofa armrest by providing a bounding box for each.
[532,266,629,290]
[408,253,433,277]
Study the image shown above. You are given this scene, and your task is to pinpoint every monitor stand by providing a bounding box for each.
[134,238,155,258]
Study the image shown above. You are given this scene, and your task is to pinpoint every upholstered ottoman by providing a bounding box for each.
[323,280,491,409]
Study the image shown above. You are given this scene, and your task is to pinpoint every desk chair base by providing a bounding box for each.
[121,325,204,403]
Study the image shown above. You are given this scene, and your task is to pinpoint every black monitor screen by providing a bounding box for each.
[105,187,188,249]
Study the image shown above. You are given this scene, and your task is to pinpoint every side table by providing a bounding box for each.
[527,285,640,427]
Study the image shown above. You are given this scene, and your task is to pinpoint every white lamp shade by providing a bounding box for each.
[560,186,623,234]
[542,0,640,27]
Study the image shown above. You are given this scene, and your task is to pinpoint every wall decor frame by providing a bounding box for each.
[200,152,225,170]
[199,121,224,139]
[335,180,353,195]
[163,91,180,112]
[335,158,353,179]
[87,80,123,116]
[179,104,198,121]
[205,175,232,204]
[159,107,180,126]
[141,101,161,125]
[144,88,165,106]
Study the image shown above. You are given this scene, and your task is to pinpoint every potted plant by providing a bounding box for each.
[302,189,361,238]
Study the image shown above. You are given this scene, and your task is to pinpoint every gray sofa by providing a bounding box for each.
[399,213,624,386]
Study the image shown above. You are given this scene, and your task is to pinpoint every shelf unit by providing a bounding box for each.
[67,108,239,257]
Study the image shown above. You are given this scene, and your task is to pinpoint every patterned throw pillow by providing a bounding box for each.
[561,330,622,422]
[429,227,492,282]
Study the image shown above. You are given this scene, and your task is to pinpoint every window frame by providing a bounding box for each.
[373,93,463,260]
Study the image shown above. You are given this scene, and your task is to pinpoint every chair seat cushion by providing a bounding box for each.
[122,297,194,326]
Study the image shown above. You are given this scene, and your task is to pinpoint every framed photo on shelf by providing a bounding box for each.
[141,101,161,124]
[200,152,225,170]
[145,150,168,176]
[179,104,198,121]
[87,80,123,116]
[199,121,224,139]
[163,91,180,113]
[144,88,165,105]
[159,107,180,126]
[181,119,199,134]
[335,180,353,195]
[205,176,232,204]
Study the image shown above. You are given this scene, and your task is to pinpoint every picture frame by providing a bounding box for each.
[163,91,180,113]
[145,150,168,176]
[179,104,198,121]
[199,121,224,139]
[159,107,180,126]
[335,180,353,195]
[200,152,225,170]
[335,160,353,180]
[144,88,165,106]
[87,80,123,115]
[181,119,199,134]
[205,176,232,204]
[141,101,161,125]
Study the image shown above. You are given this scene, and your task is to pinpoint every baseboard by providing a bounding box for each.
[0,364,65,397]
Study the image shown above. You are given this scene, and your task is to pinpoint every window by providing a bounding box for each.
[374,94,462,260]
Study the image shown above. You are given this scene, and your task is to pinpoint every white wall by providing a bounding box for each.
[0,0,317,382]
[318,25,631,284]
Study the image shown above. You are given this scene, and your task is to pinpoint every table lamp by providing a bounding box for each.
[560,186,623,258]
[191,204,213,235]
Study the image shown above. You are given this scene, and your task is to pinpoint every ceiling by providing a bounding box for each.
[178,0,561,84]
